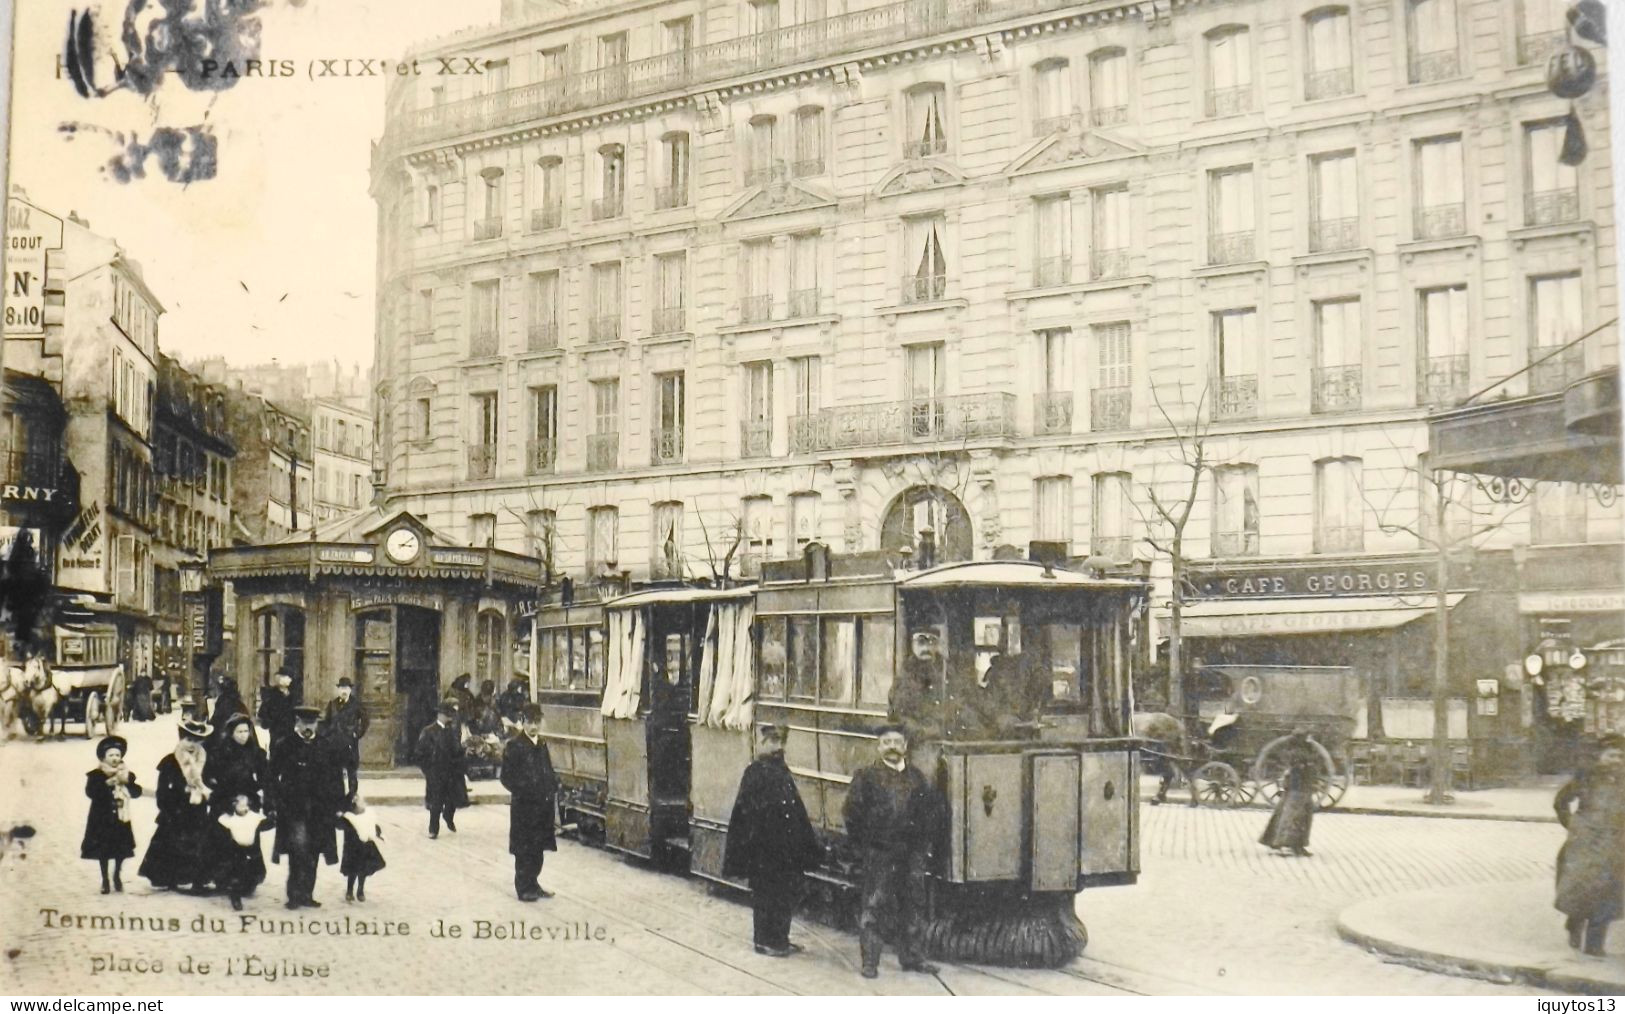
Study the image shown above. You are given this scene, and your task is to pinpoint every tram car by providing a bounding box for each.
[532,544,1149,968]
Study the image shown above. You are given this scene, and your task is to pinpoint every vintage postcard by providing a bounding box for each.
[1,0,1622,998]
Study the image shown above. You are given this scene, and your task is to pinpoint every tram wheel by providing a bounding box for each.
[1193,761,1248,808]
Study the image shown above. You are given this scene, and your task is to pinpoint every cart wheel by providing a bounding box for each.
[1252,734,1341,809]
[83,693,102,740]
[103,692,120,734]
[1254,779,1283,806]
[1193,761,1247,808]
[1313,772,1350,810]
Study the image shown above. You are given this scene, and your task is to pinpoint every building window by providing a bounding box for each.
[589,261,622,341]
[253,606,305,692]
[1093,321,1132,431]
[1212,465,1260,557]
[1529,273,1585,394]
[789,233,820,317]
[1413,135,1466,239]
[1407,0,1460,83]
[469,392,498,479]
[1206,26,1253,116]
[475,168,504,239]
[903,214,947,303]
[1309,150,1359,252]
[598,31,628,99]
[653,252,687,334]
[790,492,821,550]
[1312,298,1363,413]
[1208,166,1255,263]
[651,371,685,465]
[476,609,505,687]
[1088,48,1129,126]
[1091,184,1130,279]
[1314,457,1364,553]
[793,107,825,177]
[741,496,773,576]
[740,240,774,323]
[422,184,440,227]
[594,145,625,219]
[525,271,558,351]
[467,280,500,358]
[530,157,563,231]
[412,288,434,338]
[651,501,684,579]
[788,356,820,453]
[1516,0,1567,64]
[1033,194,1071,288]
[741,361,773,458]
[1418,285,1470,405]
[1525,120,1581,226]
[413,395,432,441]
[746,115,780,186]
[469,513,496,548]
[904,83,948,158]
[484,59,509,94]
[1033,58,1071,134]
[657,133,689,209]
[1532,481,1587,545]
[1034,476,1073,543]
[535,45,567,82]
[528,385,558,475]
[588,379,619,470]
[1304,7,1354,99]
[1213,308,1259,420]
[905,343,945,439]
[1420,463,1474,548]
[1033,328,1072,436]
[526,508,556,566]
[587,506,619,575]
[1091,472,1133,561]
[664,17,693,59]
[749,0,780,35]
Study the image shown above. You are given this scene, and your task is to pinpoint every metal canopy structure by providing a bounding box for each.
[1426,366,1621,489]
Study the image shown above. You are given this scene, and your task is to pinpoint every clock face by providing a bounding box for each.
[385,528,422,564]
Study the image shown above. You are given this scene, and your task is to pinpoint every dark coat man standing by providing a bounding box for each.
[415,701,468,838]
[724,722,824,956]
[843,724,942,979]
[500,703,559,901]
[209,677,250,742]
[322,677,370,798]
[258,669,297,760]
[269,706,344,909]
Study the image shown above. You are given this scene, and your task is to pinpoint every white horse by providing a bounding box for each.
[8,657,65,739]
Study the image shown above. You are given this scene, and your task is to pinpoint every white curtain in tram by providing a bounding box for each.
[700,601,756,730]
[601,608,645,718]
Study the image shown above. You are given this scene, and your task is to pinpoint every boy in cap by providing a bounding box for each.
[323,677,370,797]
[269,706,345,909]
[724,721,824,956]
[414,701,468,838]
[500,703,559,900]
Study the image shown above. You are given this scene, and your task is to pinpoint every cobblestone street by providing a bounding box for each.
[0,721,1563,995]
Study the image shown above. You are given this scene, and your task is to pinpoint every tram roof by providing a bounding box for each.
[897,560,1147,590]
[605,584,758,610]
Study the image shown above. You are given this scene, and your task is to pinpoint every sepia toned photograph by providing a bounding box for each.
[0,0,1621,998]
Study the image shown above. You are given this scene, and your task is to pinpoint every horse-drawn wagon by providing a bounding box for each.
[6,626,127,739]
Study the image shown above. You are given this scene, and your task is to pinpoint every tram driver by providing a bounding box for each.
[889,628,946,744]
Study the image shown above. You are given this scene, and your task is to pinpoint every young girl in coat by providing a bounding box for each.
[215,793,271,911]
[340,795,386,902]
[82,736,142,894]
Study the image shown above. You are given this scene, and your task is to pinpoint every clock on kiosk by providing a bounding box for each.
[385,527,422,564]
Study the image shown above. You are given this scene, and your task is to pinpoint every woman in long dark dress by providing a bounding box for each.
[1260,729,1319,857]
[1554,734,1625,956]
[207,715,269,815]
[138,718,216,891]
[128,674,155,722]
[82,735,142,894]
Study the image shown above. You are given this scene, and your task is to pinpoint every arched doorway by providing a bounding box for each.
[353,605,443,765]
[881,484,973,563]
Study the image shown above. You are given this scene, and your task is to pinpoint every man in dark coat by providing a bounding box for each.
[843,723,942,979]
[322,677,369,798]
[500,703,559,901]
[497,678,530,727]
[890,630,945,744]
[415,701,468,838]
[724,722,824,956]
[268,707,345,909]
[258,669,297,760]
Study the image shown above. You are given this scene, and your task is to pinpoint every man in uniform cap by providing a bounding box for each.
[414,701,468,838]
[500,703,559,900]
[323,677,369,798]
[269,706,344,909]
[258,668,298,761]
[723,721,824,957]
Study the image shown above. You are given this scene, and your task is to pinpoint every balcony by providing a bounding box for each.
[530,205,562,232]
[1205,86,1253,118]
[653,184,688,210]
[650,427,683,466]
[1304,67,1354,100]
[1415,203,1467,240]
[1216,374,1258,421]
[469,444,496,480]
[587,432,619,471]
[787,392,1016,453]
[792,157,826,178]
[1529,345,1588,395]
[1418,354,1469,406]
[1211,531,1260,558]
[1518,29,1566,66]
[1033,256,1071,288]
[1091,248,1130,281]
[469,330,499,358]
[1090,104,1128,128]
[744,162,787,188]
[1090,386,1132,431]
[526,439,557,475]
[590,196,623,221]
[1033,113,1075,136]
[1309,216,1360,253]
[472,217,503,241]
[1208,231,1255,265]
[1033,391,1073,436]
[903,137,949,160]
[739,294,773,324]
[1091,536,1133,562]
[788,288,821,318]
[1311,365,1362,414]
[1408,48,1461,83]
[901,273,948,304]
[1316,525,1364,554]
[652,306,686,334]
[526,322,558,352]
[739,420,772,458]
[589,315,621,342]
[2,451,61,489]
[1526,188,1580,227]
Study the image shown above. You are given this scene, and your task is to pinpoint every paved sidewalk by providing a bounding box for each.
[1144,775,1563,822]
[1338,879,1625,993]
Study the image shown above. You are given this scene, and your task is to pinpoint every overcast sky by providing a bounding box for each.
[10,0,501,369]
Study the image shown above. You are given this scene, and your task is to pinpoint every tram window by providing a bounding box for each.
[758,617,788,700]
[821,618,857,704]
[569,630,588,689]
[551,631,570,688]
[586,627,606,689]
[788,617,818,701]
[511,617,531,683]
[664,634,685,685]
[537,631,555,689]
[858,616,895,707]
[1044,623,1084,703]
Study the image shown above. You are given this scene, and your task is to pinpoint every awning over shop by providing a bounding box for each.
[1162,593,1466,638]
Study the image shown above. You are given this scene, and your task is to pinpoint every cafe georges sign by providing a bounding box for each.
[1190,559,1436,599]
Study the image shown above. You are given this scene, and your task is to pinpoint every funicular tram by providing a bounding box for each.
[528,544,1149,968]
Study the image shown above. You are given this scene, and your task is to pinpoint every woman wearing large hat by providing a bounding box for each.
[81,735,142,894]
[138,718,217,892]
[206,714,269,815]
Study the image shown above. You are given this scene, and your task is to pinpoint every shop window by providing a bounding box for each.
[254,605,305,694]
[476,609,505,685]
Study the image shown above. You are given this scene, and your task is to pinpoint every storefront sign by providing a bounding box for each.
[1476,679,1500,697]
[319,547,375,564]
[0,526,41,558]
[1191,560,1434,599]
[1520,591,1625,614]
[1180,608,1427,637]
[1,484,58,502]
[57,500,106,593]
[4,198,63,337]
[350,590,444,612]
[430,549,483,567]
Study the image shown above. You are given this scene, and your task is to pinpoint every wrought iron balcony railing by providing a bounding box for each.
[1316,525,1364,554]
[744,162,787,187]
[901,273,948,304]
[653,184,689,210]
[589,315,621,342]
[1518,29,1566,66]
[1091,535,1133,562]
[591,196,624,221]
[527,321,558,351]
[469,330,499,358]
[1304,67,1354,100]
[1408,48,1460,84]
[1216,374,1258,420]
[650,427,684,465]
[1090,386,1131,431]
[530,205,562,232]
[788,288,820,318]
[740,294,773,324]
[1529,345,1588,395]
[1418,354,1469,406]
[1091,248,1130,280]
[1208,231,1255,265]
[903,136,949,160]
[792,157,826,178]
[1090,104,1128,127]
[788,392,1016,453]
[1034,255,1071,288]
[1309,216,1360,253]
[586,432,619,471]
[739,420,772,458]
[1415,203,1467,240]
[1526,188,1581,227]
[526,439,557,475]
[1311,364,1362,413]
[1033,391,1073,436]
[469,444,496,480]
[1210,531,1260,558]
[472,217,503,240]
[1206,85,1253,118]
[652,306,686,334]
[1033,113,1075,136]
